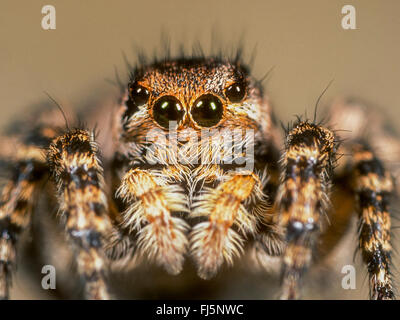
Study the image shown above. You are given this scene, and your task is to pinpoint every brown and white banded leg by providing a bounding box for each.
[327,99,397,299]
[47,129,112,299]
[351,143,395,300]
[277,121,336,299]
[190,170,266,279]
[0,141,48,299]
[116,168,189,275]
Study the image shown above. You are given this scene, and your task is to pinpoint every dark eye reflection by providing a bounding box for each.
[123,83,150,119]
[225,82,246,103]
[153,96,185,128]
[191,94,223,127]
[130,83,150,106]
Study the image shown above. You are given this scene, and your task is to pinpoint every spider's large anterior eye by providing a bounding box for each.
[129,83,150,107]
[191,94,223,127]
[225,82,246,103]
[153,96,185,129]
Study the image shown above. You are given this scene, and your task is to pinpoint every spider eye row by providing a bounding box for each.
[127,81,246,128]
[151,94,224,128]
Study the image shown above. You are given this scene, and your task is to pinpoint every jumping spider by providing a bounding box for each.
[0,51,397,300]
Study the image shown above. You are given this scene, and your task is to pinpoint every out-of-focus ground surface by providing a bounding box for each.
[1,0,399,299]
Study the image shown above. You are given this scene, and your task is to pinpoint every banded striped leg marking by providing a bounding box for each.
[352,143,395,300]
[117,168,189,275]
[190,171,264,279]
[48,129,112,300]
[0,145,46,299]
[278,122,336,299]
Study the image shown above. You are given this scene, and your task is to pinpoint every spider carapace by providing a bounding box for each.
[0,53,397,300]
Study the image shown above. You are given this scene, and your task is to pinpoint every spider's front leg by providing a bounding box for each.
[326,100,396,299]
[116,167,189,275]
[0,135,49,299]
[351,143,395,300]
[47,129,113,299]
[277,121,336,299]
[189,169,265,279]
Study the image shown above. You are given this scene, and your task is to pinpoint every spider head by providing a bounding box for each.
[117,57,272,166]
[122,57,268,128]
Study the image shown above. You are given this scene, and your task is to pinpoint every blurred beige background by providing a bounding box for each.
[1,0,400,127]
[1,0,399,299]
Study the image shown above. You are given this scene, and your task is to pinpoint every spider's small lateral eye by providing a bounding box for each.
[153,96,185,129]
[129,83,150,107]
[225,82,246,103]
[191,94,223,127]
